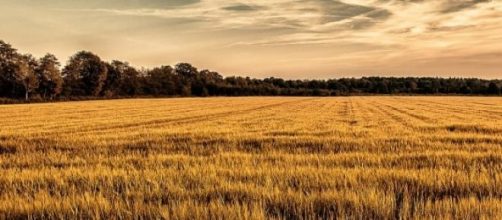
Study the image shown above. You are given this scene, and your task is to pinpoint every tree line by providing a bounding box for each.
[1,40,501,102]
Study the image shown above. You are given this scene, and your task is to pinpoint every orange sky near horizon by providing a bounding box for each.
[1,0,501,79]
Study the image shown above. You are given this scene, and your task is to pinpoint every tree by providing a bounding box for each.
[406,80,418,92]
[488,82,501,95]
[199,69,223,96]
[175,63,198,80]
[62,51,107,96]
[145,65,178,96]
[14,54,39,100]
[36,54,63,99]
[0,42,39,100]
[376,80,389,94]
[0,40,19,98]
[175,63,199,96]
[102,61,141,97]
[3,39,502,99]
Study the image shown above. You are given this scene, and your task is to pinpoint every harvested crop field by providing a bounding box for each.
[0,97,501,219]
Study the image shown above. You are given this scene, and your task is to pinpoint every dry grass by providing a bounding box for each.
[0,97,501,219]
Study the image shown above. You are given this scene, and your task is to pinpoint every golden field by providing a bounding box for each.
[0,97,501,219]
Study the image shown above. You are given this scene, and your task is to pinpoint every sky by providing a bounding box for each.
[0,0,501,79]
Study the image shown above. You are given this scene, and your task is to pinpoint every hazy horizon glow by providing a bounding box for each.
[1,0,501,79]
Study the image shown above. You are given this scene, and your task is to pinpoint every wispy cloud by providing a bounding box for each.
[1,0,501,78]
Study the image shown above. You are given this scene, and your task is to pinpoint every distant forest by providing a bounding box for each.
[1,40,501,103]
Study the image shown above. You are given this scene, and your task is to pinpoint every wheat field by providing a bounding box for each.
[0,97,501,219]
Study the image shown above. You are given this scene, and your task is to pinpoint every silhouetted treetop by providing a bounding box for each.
[62,51,108,96]
[0,40,501,102]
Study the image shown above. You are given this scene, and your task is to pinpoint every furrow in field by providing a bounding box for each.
[63,98,317,135]
[413,98,502,120]
[1,97,502,219]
